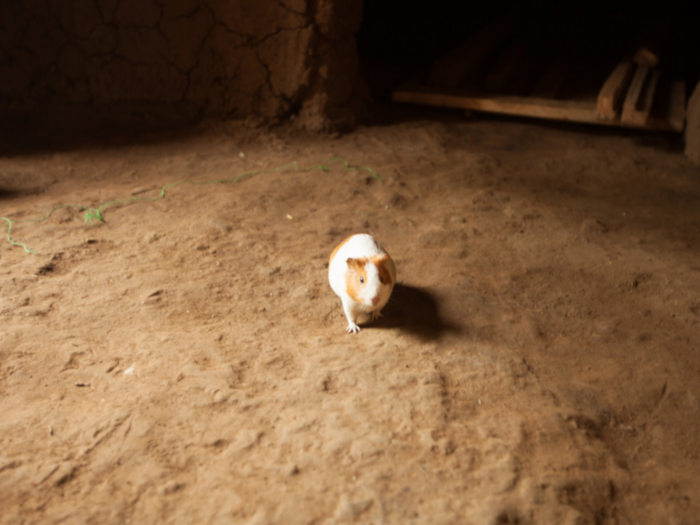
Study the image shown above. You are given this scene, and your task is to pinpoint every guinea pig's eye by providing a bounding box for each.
[379,276,384,283]
[359,277,364,284]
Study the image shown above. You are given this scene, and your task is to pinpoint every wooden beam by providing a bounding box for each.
[392,84,681,132]
[621,65,650,123]
[631,17,669,68]
[622,67,659,126]
[394,87,605,123]
[597,60,634,120]
[634,47,660,68]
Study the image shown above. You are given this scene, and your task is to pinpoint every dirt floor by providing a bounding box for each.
[1,106,699,524]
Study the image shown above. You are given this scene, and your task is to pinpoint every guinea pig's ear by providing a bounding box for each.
[346,258,363,272]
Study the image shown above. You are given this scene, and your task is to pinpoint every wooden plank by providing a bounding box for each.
[634,47,660,67]
[394,87,606,124]
[621,65,650,122]
[622,68,659,125]
[667,81,686,132]
[427,15,518,88]
[631,17,669,68]
[596,60,634,120]
[392,84,680,132]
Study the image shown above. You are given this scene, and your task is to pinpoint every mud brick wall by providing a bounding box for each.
[0,0,361,130]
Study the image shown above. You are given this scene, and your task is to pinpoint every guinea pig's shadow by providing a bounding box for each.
[373,283,459,341]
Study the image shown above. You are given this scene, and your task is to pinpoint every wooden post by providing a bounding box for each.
[622,67,658,126]
[634,47,660,67]
[597,60,634,120]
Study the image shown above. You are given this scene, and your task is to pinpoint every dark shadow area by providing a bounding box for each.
[359,99,469,127]
[0,187,43,199]
[357,0,700,102]
[0,105,203,156]
[376,283,460,341]
[360,96,686,156]
[437,121,700,261]
[632,131,686,153]
[470,108,687,154]
[357,0,479,100]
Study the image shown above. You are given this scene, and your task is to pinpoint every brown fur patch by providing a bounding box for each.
[345,257,368,301]
[372,254,393,286]
[329,235,354,264]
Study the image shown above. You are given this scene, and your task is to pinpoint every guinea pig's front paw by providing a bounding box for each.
[371,311,383,321]
[346,323,361,334]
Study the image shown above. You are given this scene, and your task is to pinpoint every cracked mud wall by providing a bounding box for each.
[0,0,361,130]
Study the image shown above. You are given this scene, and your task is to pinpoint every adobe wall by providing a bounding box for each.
[0,0,361,130]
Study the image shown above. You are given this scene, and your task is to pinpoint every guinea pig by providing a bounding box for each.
[328,233,397,333]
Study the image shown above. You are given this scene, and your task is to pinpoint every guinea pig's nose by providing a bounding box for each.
[371,297,380,306]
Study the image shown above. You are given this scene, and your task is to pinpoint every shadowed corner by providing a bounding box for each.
[376,283,460,341]
[0,187,42,200]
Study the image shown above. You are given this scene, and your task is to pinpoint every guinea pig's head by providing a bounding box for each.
[345,255,394,310]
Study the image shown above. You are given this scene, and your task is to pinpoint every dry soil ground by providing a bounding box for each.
[1,107,699,524]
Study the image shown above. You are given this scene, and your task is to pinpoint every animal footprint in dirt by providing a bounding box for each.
[176,363,238,401]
